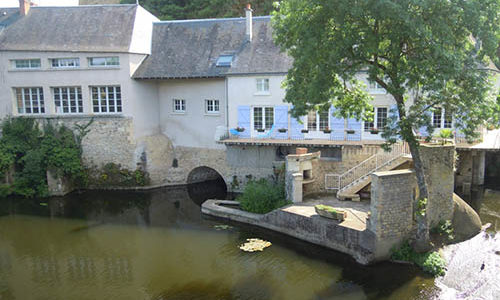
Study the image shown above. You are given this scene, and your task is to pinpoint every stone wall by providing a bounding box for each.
[368,169,416,260]
[420,144,455,227]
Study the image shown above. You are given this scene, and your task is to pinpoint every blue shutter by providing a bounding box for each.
[237,105,251,138]
[330,106,345,141]
[347,118,362,141]
[290,116,304,139]
[274,105,289,139]
[389,104,400,140]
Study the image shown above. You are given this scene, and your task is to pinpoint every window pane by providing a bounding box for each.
[364,108,374,131]
[377,107,387,130]
[307,111,317,131]
[433,108,442,128]
[253,107,263,129]
[265,107,274,129]
[16,87,44,114]
[444,110,452,128]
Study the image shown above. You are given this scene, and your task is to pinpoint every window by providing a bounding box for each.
[368,81,386,93]
[205,99,219,114]
[53,87,83,114]
[15,87,45,114]
[216,55,233,67]
[364,107,387,131]
[256,78,270,93]
[307,111,329,131]
[253,106,274,130]
[173,99,186,113]
[13,59,41,69]
[444,110,452,128]
[51,58,80,69]
[89,57,119,67]
[91,86,121,113]
[433,108,442,128]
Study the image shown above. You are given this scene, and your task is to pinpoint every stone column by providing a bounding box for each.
[472,150,486,185]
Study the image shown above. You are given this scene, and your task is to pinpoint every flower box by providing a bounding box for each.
[315,205,346,221]
[323,128,332,134]
[301,129,309,133]
[346,129,355,134]
[257,128,266,133]
[369,129,379,134]
[235,127,245,133]
[278,128,288,133]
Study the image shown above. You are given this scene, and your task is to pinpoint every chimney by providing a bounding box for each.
[19,0,31,16]
[245,3,253,41]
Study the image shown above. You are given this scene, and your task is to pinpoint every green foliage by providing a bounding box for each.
[415,198,427,218]
[439,129,454,140]
[237,178,290,214]
[391,241,446,277]
[120,0,275,20]
[0,118,88,198]
[431,220,455,241]
[87,163,150,187]
[315,204,338,215]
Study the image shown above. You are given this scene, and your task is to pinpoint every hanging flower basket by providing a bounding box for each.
[235,127,245,132]
[346,129,355,134]
[278,128,288,133]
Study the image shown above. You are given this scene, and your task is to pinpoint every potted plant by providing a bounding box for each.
[323,127,332,134]
[369,128,379,134]
[346,129,355,134]
[257,128,265,132]
[235,127,245,132]
[301,129,309,133]
[315,205,347,221]
[278,128,288,133]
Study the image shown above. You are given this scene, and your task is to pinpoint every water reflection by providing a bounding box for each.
[0,182,451,300]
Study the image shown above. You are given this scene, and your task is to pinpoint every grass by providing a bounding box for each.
[391,241,446,276]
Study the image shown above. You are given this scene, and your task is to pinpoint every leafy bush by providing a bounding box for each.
[391,241,446,277]
[431,220,455,240]
[237,178,290,214]
[88,163,149,187]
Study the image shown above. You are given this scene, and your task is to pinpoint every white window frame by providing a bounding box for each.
[14,87,45,114]
[364,107,388,132]
[88,56,120,67]
[255,78,270,95]
[252,106,274,133]
[368,81,386,94]
[12,59,41,70]
[432,108,453,129]
[173,99,186,113]
[53,87,83,114]
[91,86,122,114]
[50,58,80,69]
[205,99,220,114]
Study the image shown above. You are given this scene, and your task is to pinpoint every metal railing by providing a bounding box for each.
[325,142,410,191]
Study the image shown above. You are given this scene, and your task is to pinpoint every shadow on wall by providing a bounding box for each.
[187,166,228,205]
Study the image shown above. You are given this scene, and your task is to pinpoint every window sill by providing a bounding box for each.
[14,113,126,119]
[8,67,121,72]
[204,113,220,117]
[172,111,186,115]
[254,92,271,96]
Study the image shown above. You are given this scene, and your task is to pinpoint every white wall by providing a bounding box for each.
[0,50,160,138]
[128,5,160,55]
[158,79,226,149]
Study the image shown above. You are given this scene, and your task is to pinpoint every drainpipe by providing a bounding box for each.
[225,77,229,131]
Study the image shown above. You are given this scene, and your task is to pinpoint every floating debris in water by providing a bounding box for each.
[213,224,233,231]
[239,238,272,252]
[39,203,48,206]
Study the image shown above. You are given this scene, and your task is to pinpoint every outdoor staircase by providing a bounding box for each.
[325,143,412,201]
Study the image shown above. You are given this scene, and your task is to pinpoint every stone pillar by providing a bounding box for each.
[472,150,485,185]
[368,169,416,260]
[420,144,455,228]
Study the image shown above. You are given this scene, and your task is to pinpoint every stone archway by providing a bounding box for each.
[187,166,228,205]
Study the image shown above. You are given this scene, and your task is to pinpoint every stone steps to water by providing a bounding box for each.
[337,156,412,201]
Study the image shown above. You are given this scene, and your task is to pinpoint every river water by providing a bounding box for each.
[0,182,498,300]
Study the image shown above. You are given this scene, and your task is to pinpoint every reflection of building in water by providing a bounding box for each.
[31,255,60,283]
[0,251,12,272]
[103,256,133,282]
[67,256,97,281]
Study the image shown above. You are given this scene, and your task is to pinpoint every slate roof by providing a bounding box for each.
[133,16,293,79]
[0,8,21,35]
[0,5,138,53]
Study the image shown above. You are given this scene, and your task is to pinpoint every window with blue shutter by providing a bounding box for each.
[237,105,251,138]
[274,105,289,139]
[330,106,345,141]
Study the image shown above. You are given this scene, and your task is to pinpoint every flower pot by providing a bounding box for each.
[346,130,355,134]
[323,129,332,134]
[278,128,288,133]
[301,129,309,133]
[370,130,379,135]
[257,129,265,133]
[235,127,245,133]
[315,205,346,221]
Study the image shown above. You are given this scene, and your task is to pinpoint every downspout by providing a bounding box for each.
[225,76,229,130]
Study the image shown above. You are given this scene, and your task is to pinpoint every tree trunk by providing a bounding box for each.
[396,99,431,252]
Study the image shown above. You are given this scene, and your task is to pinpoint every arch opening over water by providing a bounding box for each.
[187,166,227,206]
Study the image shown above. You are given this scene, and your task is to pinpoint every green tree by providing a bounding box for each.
[121,0,275,20]
[273,0,500,249]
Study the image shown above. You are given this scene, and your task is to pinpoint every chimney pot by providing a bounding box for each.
[19,0,31,16]
[245,4,253,42]
[246,3,251,10]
